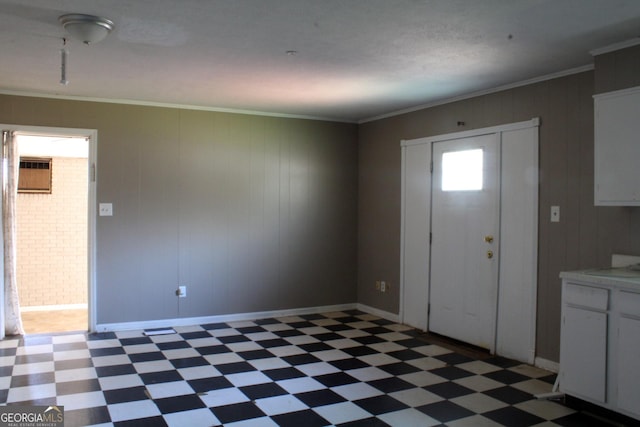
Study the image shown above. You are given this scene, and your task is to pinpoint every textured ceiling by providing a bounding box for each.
[1,0,640,122]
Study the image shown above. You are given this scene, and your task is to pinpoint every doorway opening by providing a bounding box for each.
[16,134,89,334]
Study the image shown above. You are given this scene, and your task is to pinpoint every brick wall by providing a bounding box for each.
[17,157,88,307]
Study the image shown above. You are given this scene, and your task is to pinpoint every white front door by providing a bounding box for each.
[428,133,500,350]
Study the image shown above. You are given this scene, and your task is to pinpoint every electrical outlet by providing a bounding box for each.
[380,281,386,292]
[99,203,113,216]
[176,285,186,298]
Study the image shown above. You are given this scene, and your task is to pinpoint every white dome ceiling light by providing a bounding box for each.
[57,14,115,85]
[59,14,115,45]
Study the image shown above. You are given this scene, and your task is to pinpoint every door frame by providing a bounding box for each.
[400,118,539,363]
[0,124,98,336]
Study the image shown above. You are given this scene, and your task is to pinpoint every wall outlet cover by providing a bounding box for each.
[99,203,113,216]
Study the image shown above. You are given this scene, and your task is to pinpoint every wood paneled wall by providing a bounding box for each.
[1,96,358,324]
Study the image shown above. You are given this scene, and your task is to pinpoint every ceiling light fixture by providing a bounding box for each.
[59,13,115,45]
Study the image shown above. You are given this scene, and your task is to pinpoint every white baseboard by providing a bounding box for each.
[356,303,400,323]
[21,304,88,312]
[95,303,359,333]
[534,356,559,373]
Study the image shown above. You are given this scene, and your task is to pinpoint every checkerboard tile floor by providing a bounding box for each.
[0,310,606,426]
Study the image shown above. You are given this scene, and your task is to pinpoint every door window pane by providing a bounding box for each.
[442,148,483,191]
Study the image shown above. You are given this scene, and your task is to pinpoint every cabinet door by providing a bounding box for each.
[617,316,640,417]
[594,87,640,206]
[560,305,607,403]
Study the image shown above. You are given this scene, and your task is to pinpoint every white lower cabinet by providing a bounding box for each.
[617,316,640,415]
[559,274,640,421]
[560,305,607,403]
[616,290,640,418]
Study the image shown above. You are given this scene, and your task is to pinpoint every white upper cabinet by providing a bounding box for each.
[594,86,640,206]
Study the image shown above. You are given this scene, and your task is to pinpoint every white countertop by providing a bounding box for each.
[561,268,640,288]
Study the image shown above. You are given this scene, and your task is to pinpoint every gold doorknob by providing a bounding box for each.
[484,235,494,243]
[487,250,494,259]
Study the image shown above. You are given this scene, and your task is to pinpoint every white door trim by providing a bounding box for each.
[400,118,539,364]
[0,124,98,334]
[401,118,540,147]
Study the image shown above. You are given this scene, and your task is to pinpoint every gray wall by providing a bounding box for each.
[0,96,358,324]
[358,46,640,362]
[594,44,640,94]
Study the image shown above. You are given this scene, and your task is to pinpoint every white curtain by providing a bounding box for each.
[2,131,24,335]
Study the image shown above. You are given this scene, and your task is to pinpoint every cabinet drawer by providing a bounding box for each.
[618,291,640,317]
[564,283,608,311]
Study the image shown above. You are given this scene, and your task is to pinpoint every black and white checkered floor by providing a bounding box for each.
[0,310,609,426]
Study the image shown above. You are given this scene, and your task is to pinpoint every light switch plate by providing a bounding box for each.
[550,205,560,223]
[99,203,113,216]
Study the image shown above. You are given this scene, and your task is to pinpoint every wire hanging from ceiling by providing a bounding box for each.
[60,38,69,85]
